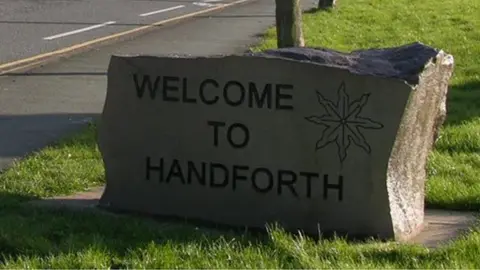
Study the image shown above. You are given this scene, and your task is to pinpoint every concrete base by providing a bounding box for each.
[410,209,478,248]
[28,186,478,249]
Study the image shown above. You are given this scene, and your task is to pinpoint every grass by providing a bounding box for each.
[0,0,479,268]
[0,125,103,208]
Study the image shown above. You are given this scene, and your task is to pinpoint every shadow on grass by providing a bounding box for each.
[444,80,480,126]
[0,192,40,210]
[360,248,435,268]
[304,6,336,15]
[426,196,480,212]
[0,195,401,267]
[252,32,269,39]
[0,203,269,265]
[97,204,392,243]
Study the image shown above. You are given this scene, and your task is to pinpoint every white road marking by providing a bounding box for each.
[193,2,221,7]
[139,5,185,17]
[203,0,223,2]
[43,21,116,40]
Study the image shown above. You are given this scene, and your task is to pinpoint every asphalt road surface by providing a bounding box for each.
[0,0,243,64]
[0,0,317,170]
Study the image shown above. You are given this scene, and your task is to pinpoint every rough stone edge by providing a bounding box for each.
[250,42,439,85]
[386,50,455,242]
[110,42,439,87]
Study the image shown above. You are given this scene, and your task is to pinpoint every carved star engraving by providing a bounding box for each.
[305,81,384,164]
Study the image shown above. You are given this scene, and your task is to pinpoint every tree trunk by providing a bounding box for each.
[318,0,336,9]
[275,0,304,48]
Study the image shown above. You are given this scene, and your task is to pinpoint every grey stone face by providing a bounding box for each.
[98,43,454,241]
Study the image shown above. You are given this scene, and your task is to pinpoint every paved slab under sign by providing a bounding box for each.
[28,186,478,249]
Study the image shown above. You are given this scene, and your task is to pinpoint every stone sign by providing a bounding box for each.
[98,42,454,241]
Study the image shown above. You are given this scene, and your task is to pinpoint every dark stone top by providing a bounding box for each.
[248,42,439,85]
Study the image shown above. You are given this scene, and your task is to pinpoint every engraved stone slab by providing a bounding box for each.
[98,43,454,241]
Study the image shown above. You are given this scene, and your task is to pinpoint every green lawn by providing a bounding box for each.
[0,0,479,268]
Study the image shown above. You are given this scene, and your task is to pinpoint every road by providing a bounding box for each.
[0,0,317,170]
[0,0,243,64]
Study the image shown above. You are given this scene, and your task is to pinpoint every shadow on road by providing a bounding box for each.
[0,113,99,170]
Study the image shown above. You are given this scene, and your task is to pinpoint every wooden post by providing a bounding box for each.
[275,0,305,48]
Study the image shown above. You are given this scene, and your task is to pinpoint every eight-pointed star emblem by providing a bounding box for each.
[305,81,384,164]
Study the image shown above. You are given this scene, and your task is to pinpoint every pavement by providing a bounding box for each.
[0,0,316,171]
[0,0,250,64]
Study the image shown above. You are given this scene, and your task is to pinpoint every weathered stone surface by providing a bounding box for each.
[98,42,454,241]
